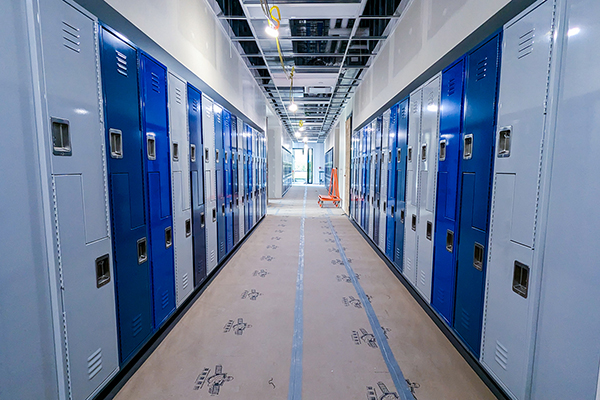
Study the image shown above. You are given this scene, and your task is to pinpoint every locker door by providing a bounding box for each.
[223,110,233,253]
[453,33,501,357]
[531,0,600,397]
[431,58,465,325]
[238,120,245,238]
[168,73,193,306]
[403,89,422,286]
[244,125,250,232]
[481,2,554,398]
[213,104,226,261]
[139,53,176,328]
[386,105,399,259]
[369,121,376,239]
[394,98,409,270]
[188,85,207,287]
[232,115,240,245]
[416,74,441,302]
[202,95,218,273]
[379,112,390,252]
[248,128,254,228]
[100,28,153,364]
[41,4,119,397]
[373,117,382,245]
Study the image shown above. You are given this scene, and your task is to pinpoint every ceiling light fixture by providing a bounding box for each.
[289,103,298,112]
[295,131,301,138]
[265,22,279,38]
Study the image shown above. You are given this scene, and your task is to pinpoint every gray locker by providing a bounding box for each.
[168,73,194,307]
[203,95,218,273]
[530,0,600,397]
[481,2,555,399]
[238,118,245,238]
[379,109,390,252]
[415,74,441,302]
[403,89,422,287]
[36,0,119,398]
[1,1,60,398]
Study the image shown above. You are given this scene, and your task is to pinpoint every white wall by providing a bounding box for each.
[104,0,267,129]
[353,0,511,127]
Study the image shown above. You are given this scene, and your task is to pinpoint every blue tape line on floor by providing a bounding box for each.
[326,217,415,400]
[288,185,307,400]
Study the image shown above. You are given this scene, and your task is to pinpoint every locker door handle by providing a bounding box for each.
[463,134,473,160]
[222,204,225,215]
[95,254,111,288]
[165,227,173,248]
[473,242,484,270]
[426,221,432,240]
[147,134,156,160]
[383,201,386,212]
[391,205,394,216]
[185,219,191,237]
[109,129,123,159]
[216,149,219,162]
[498,126,512,158]
[446,230,454,252]
[411,214,416,231]
[205,148,210,162]
[137,238,148,264]
[190,144,196,162]
[200,212,205,227]
[212,208,217,222]
[439,140,447,161]
[421,144,427,161]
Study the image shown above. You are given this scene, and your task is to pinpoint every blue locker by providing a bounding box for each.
[385,105,399,259]
[393,98,409,270]
[139,53,176,328]
[248,129,254,227]
[373,117,382,245]
[188,84,207,287]
[453,33,501,357]
[361,127,368,230]
[232,115,240,245]
[223,109,233,253]
[244,124,250,233]
[364,127,371,231]
[431,58,465,326]
[100,28,153,364]
[213,104,226,261]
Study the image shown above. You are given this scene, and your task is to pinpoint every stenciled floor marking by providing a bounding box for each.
[288,185,307,400]
[326,216,415,400]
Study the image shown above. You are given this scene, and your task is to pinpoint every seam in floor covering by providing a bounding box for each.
[288,185,307,400]
[326,216,415,400]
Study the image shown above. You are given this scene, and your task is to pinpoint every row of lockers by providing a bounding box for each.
[2,1,266,399]
[349,0,600,398]
[283,146,294,195]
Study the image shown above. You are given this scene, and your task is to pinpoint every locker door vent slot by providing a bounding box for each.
[172,142,179,161]
[151,72,160,93]
[426,221,432,240]
[147,135,156,160]
[185,219,191,237]
[397,148,402,162]
[62,21,81,53]
[476,57,488,81]
[439,140,447,161]
[175,88,182,104]
[473,242,484,270]
[165,227,173,248]
[137,238,148,264]
[87,348,103,380]
[190,144,196,162]
[116,50,127,76]
[448,78,456,96]
[512,261,529,298]
[463,134,473,160]
[408,147,413,162]
[109,129,123,158]
[446,230,454,252]
[498,127,512,158]
[411,214,417,231]
[95,254,111,288]
[205,148,210,162]
[400,209,405,223]
[52,118,72,156]
[518,29,535,59]
[200,212,205,227]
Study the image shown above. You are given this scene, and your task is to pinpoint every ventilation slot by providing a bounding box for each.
[87,348,103,380]
[192,99,199,112]
[116,50,127,76]
[161,290,169,309]
[460,308,471,331]
[175,88,182,104]
[448,78,456,96]
[62,21,80,53]
[494,341,509,370]
[476,57,488,81]
[151,72,160,93]
[518,29,535,59]
[132,314,143,336]
[401,107,407,119]
[420,270,426,286]
[182,273,189,290]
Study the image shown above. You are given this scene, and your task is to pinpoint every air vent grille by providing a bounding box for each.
[518,28,535,59]
[62,21,81,53]
[476,57,488,81]
[116,50,127,77]
[87,348,103,380]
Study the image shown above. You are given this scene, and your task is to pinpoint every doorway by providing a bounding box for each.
[293,147,313,184]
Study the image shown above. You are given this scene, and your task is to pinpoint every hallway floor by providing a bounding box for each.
[114,185,495,400]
